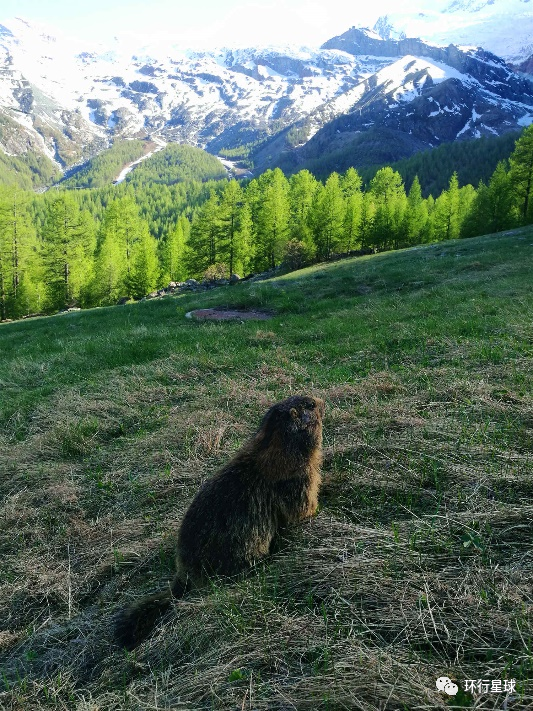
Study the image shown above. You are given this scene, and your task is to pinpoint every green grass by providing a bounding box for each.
[0,229,532,709]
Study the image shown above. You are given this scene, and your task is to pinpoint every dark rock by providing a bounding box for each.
[128,80,159,94]
[13,86,33,113]
[511,53,533,77]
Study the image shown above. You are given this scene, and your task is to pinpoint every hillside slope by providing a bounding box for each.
[1,17,532,178]
[273,29,533,174]
[0,229,532,709]
[58,139,147,189]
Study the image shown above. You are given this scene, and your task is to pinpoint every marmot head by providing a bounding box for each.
[257,395,325,455]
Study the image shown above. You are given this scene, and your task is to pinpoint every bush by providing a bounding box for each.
[203,262,229,281]
[282,239,313,271]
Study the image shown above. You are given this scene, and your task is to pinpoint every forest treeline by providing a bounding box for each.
[1,126,533,321]
[0,148,61,190]
[59,140,147,189]
[61,142,227,190]
[359,131,522,198]
[276,127,521,193]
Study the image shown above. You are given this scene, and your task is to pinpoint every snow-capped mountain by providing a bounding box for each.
[372,0,533,65]
[0,17,392,168]
[277,27,533,172]
[0,14,532,177]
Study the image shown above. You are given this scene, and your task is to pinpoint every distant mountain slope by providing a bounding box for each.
[0,16,532,183]
[373,0,533,65]
[277,128,520,195]
[272,29,533,174]
[0,122,60,188]
[121,144,227,187]
[59,139,147,189]
[359,130,521,196]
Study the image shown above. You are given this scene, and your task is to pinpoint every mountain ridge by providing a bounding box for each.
[0,14,532,182]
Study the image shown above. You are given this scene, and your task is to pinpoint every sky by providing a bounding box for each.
[0,0,427,49]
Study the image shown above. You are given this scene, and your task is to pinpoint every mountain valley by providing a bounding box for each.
[1,6,532,182]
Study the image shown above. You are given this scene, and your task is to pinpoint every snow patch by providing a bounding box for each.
[456,119,472,137]
[113,135,166,184]
[518,114,533,126]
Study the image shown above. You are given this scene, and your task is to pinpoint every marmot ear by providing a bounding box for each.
[290,408,298,420]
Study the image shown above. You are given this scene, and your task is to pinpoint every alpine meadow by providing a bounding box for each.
[0,222,532,708]
[1,3,533,709]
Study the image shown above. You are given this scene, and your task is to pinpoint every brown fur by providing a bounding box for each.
[115,395,325,649]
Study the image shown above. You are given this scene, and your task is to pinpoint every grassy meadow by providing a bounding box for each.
[0,228,532,710]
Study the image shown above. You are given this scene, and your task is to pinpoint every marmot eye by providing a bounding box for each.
[305,402,316,410]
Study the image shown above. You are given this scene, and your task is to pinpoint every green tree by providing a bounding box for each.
[421,194,436,243]
[359,192,376,250]
[160,215,190,283]
[341,167,363,198]
[433,172,461,242]
[254,168,290,271]
[368,167,406,250]
[126,226,159,298]
[41,194,95,311]
[509,124,533,222]
[486,162,516,232]
[185,192,221,277]
[218,180,250,276]
[310,172,345,260]
[288,169,318,258]
[402,176,428,246]
[236,201,253,276]
[458,183,476,236]
[92,196,150,304]
[341,168,364,251]
[93,220,124,304]
[0,189,37,319]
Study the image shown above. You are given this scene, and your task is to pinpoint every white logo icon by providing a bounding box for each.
[436,677,459,696]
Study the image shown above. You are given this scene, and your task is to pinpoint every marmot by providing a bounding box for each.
[115,395,325,649]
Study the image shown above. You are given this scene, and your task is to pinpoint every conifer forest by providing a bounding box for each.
[1,126,532,322]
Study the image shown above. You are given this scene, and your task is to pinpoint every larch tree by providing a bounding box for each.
[93,196,150,304]
[341,167,363,199]
[41,194,95,312]
[509,123,533,222]
[485,161,516,232]
[369,167,406,250]
[126,225,160,299]
[310,172,345,260]
[254,168,290,271]
[185,192,222,277]
[218,180,249,276]
[341,168,363,251]
[432,172,461,242]
[402,176,428,246]
[0,188,37,319]
[235,201,253,276]
[160,214,190,284]
[359,191,376,250]
[288,169,319,258]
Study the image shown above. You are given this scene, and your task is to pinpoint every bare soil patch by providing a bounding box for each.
[185,308,274,320]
